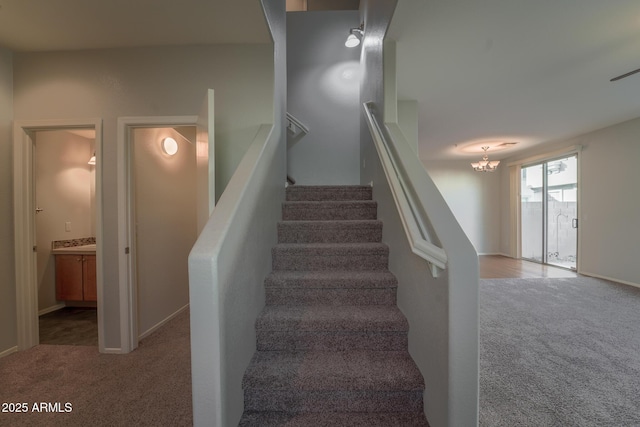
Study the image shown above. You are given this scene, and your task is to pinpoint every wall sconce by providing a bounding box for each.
[162,137,178,156]
[345,24,364,48]
[88,152,96,165]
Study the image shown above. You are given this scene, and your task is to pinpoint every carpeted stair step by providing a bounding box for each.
[272,243,389,271]
[278,220,383,243]
[264,271,398,306]
[256,305,408,351]
[282,200,377,221]
[242,350,424,413]
[286,185,372,202]
[238,410,429,426]
[242,184,427,424]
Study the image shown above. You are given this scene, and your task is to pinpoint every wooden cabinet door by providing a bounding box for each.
[83,255,97,301]
[55,255,84,301]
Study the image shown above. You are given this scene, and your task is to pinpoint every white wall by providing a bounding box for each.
[11,45,273,351]
[133,127,196,338]
[35,130,95,312]
[500,117,640,286]
[424,160,502,255]
[0,48,15,356]
[287,11,361,184]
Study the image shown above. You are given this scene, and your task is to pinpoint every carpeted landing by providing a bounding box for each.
[239,185,428,426]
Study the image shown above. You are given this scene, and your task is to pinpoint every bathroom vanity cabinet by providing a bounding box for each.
[53,246,97,302]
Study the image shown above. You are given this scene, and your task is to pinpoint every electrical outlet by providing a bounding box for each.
[65,221,71,232]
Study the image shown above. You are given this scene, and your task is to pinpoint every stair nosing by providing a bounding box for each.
[242,350,425,391]
[256,305,409,332]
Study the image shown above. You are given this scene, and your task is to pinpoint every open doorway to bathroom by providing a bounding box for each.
[34,128,98,346]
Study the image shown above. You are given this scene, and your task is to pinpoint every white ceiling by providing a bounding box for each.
[388,0,640,160]
[2,1,640,161]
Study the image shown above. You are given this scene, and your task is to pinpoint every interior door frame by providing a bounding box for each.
[117,116,198,353]
[13,118,104,352]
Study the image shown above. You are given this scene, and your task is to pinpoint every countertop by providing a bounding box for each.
[51,244,96,255]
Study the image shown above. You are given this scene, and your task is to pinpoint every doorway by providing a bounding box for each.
[34,129,98,346]
[13,118,104,352]
[520,154,578,270]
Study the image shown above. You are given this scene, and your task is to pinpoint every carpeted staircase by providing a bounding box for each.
[239,185,428,426]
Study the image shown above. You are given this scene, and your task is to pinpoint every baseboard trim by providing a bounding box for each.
[38,304,66,316]
[0,346,18,359]
[102,347,123,354]
[579,271,640,289]
[138,304,189,341]
[478,252,512,257]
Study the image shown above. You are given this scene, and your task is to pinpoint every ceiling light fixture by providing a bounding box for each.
[162,137,178,156]
[88,152,96,165]
[345,24,364,48]
[471,146,500,172]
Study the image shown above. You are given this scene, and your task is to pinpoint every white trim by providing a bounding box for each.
[507,144,582,167]
[101,348,123,354]
[579,271,640,290]
[0,346,18,359]
[138,304,189,340]
[117,115,198,354]
[38,304,66,316]
[13,119,105,353]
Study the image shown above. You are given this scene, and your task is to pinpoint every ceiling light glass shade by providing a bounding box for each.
[162,137,178,156]
[471,147,500,172]
[471,159,500,172]
[345,34,360,48]
[88,152,96,165]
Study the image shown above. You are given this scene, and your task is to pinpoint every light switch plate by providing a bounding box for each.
[65,221,71,232]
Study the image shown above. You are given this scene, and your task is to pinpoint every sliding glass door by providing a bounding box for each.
[521,155,578,270]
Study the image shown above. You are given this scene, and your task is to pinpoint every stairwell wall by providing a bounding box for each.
[287,11,361,184]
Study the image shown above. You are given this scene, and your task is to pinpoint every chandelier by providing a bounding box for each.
[471,146,500,172]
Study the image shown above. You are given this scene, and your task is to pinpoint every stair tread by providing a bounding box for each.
[274,242,388,252]
[239,411,429,426]
[283,200,377,207]
[278,219,382,227]
[256,305,408,331]
[265,271,397,289]
[286,185,372,202]
[242,350,425,391]
[278,220,383,244]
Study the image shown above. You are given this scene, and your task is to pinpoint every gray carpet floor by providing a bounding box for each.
[480,276,640,426]
[0,309,191,426]
[3,276,638,426]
